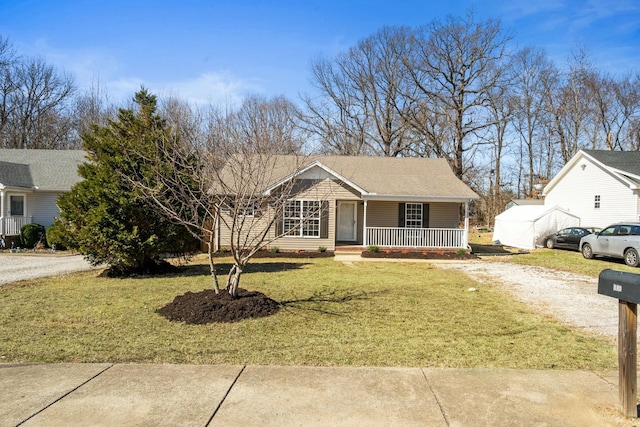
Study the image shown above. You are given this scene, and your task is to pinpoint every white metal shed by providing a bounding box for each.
[492,205,580,250]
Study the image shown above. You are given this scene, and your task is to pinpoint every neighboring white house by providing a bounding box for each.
[542,149,640,228]
[0,149,86,236]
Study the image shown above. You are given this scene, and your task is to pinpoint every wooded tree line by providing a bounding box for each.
[3,13,640,225]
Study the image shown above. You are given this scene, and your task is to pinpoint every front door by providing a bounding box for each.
[337,201,357,241]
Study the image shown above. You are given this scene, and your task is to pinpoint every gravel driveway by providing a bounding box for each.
[436,261,620,342]
[0,254,95,285]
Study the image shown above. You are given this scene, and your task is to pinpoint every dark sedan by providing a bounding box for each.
[544,227,601,251]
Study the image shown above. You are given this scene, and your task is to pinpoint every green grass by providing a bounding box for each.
[0,256,615,369]
[500,247,640,277]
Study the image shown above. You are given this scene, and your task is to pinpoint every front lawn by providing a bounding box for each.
[0,256,615,369]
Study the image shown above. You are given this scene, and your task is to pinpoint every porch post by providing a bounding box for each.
[0,190,4,235]
[363,199,368,247]
[463,200,470,248]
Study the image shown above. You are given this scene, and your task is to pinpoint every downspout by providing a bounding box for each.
[0,189,4,235]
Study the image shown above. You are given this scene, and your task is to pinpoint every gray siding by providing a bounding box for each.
[366,201,459,228]
[366,201,398,227]
[30,192,61,227]
[429,203,460,228]
[218,178,354,252]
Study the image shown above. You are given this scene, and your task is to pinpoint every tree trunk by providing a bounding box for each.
[227,264,243,299]
[207,230,220,294]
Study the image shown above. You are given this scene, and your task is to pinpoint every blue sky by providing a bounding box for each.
[1,0,639,106]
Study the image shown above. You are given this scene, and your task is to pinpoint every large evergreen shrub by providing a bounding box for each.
[21,223,46,248]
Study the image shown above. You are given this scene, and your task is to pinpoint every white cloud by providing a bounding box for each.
[151,72,265,108]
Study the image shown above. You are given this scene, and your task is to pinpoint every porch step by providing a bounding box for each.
[334,246,363,254]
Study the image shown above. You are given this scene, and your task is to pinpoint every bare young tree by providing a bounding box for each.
[122,94,325,299]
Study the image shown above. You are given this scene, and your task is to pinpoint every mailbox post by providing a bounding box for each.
[598,269,640,418]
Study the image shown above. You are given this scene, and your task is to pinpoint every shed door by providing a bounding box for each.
[337,201,357,241]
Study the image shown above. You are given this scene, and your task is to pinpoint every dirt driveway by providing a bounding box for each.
[0,254,94,285]
[436,261,620,342]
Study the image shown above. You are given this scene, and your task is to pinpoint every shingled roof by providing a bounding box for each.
[583,150,640,178]
[0,149,86,191]
[315,156,478,200]
[232,155,479,201]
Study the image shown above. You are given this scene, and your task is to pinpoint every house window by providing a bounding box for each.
[283,200,320,237]
[405,203,423,228]
[237,200,259,217]
[9,195,24,216]
[594,195,601,209]
[225,199,259,217]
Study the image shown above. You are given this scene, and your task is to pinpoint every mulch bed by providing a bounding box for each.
[361,250,477,260]
[216,250,334,259]
[156,288,280,324]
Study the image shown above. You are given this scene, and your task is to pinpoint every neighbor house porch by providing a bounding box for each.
[0,215,33,236]
[0,190,32,236]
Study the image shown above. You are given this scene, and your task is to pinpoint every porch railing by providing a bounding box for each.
[0,216,33,236]
[366,227,465,249]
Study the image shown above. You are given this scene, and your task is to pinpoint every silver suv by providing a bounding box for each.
[580,223,640,267]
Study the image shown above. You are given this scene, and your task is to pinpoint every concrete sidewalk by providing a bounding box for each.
[1,364,635,426]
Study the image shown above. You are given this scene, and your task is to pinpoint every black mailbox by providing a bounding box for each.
[598,269,640,304]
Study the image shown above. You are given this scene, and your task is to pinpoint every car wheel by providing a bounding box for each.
[625,248,640,267]
[582,243,594,259]
[545,238,554,249]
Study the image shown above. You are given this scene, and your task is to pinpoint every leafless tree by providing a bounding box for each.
[302,26,416,156]
[122,94,326,299]
[3,56,75,148]
[0,36,17,143]
[403,13,512,179]
[544,49,594,163]
[0,37,77,149]
[483,83,515,226]
[72,81,117,144]
[585,71,640,150]
[510,47,556,196]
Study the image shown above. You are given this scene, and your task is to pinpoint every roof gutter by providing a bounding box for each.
[362,194,479,203]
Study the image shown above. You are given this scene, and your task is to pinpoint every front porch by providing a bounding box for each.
[334,199,471,250]
[365,227,465,249]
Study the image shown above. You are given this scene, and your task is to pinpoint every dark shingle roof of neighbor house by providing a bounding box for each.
[584,149,640,177]
[0,149,86,191]
[247,155,479,200]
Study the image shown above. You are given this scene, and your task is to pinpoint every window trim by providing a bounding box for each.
[405,203,423,229]
[9,193,26,217]
[283,199,321,238]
